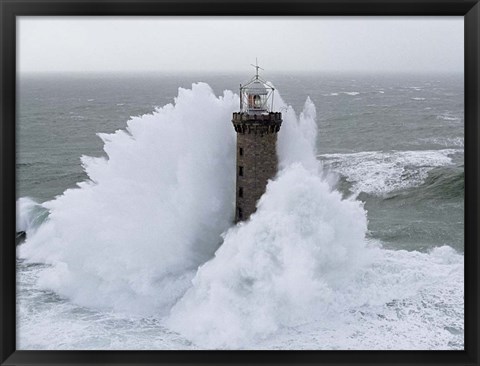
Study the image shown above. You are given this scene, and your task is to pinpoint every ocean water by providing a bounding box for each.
[16,72,464,350]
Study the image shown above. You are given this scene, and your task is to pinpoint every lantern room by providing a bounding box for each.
[239,62,275,114]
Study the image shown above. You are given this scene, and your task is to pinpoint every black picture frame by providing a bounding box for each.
[1,1,478,365]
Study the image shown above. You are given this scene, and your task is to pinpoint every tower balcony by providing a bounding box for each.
[232,112,282,134]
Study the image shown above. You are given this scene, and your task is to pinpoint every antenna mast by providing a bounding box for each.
[251,58,264,80]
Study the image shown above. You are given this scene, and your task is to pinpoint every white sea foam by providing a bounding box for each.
[420,137,464,148]
[323,92,339,96]
[16,197,48,236]
[167,163,370,348]
[17,82,464,350]
[18,244,464,350]
[166,162,463,348]
[436,114,461,122]
[19,83,238,315]
[277,97,320,172]
[18,83,318,315]
[168,244,463,349]
[253,245,464,350]
[323,92,360,97]
[320,149,458,195]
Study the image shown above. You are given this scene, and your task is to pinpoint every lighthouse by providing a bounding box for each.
[232,63,282,222]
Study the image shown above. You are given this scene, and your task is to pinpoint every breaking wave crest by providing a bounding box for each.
[16,197,49,236]
[167,163,370,347]
[319,149,460,196]
[17,82,463,349]
[18,83,238,314]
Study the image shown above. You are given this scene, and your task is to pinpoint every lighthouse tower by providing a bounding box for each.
[232,63,282,222]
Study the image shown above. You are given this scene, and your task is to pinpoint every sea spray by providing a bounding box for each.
[165,94,374,347]
[167,163,369,348]
[16,82,464,350]
[165,91,463,349]
[18,83,238,314]
[277,97,319,171]
[167,199,464,349]
[320,149,458,196]
[16,197,49,236]
[247,245,464,350]
[167,93,376,348]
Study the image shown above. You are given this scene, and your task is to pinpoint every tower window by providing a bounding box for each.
[239,187,243,198]
[239,147,243,156]
[239,166,243,176]
[237,208,243,220]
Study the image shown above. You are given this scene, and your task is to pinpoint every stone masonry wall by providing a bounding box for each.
[232,113,282,222]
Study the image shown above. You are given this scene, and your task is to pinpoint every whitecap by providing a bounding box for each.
[319,149,458,195]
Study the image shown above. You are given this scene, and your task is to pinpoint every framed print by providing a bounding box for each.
[1,0,479,365]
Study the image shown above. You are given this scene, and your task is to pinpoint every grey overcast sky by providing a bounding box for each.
[17,17,463,74]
